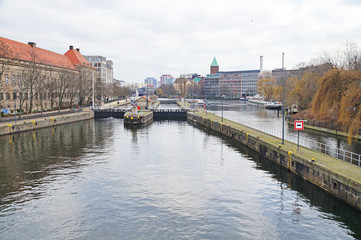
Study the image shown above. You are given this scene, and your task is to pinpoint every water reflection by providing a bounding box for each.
[207,128,361,239]
[0,118,360,239]
[0,120,113,212]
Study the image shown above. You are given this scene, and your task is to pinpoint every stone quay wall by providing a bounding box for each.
[187,111,361,211]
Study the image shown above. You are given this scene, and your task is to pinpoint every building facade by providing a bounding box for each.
[204,73,220,97]
[84,55,113,84]
[204,57,260,98]
[0,36,95,113]
[144,77,157,87]
[160,74,174,85]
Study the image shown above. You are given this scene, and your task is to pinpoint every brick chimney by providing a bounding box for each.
[76,48,80,52]
[69,45,74,50]
[28,42,36,48]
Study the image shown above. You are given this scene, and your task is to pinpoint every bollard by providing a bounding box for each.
[288,151,293,170]
[8,124,12,134]
[32,121,36,129]
[311,158,315,163]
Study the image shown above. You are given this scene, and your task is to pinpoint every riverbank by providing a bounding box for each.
[188,111,361,211]
[287,120,361,140]
[288,109,361,140]
[0,110,94,136]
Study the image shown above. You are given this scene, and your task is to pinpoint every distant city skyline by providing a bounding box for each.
[1,0,361,83]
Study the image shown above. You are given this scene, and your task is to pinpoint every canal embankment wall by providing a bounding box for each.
[187,111,361,211]
[0,111,94,136]
[287,120,361,141]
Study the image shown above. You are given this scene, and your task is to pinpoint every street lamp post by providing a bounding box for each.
[281,87,285,144]
[266,82,285,144]
[92,71,95,110]
[221,95,225,122]
[146,84,149,110]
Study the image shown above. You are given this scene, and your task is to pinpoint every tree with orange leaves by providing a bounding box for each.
[312,69,361,143]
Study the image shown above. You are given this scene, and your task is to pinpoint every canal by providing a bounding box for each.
[0,118,360,239]
[207,100,361,155]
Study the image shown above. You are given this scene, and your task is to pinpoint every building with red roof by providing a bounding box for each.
[0,36,95,113]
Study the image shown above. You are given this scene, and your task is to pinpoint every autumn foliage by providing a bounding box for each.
[312,69,361,143]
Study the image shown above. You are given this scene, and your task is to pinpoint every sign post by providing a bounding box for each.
[203,100,208,115]
[294,120,304,150]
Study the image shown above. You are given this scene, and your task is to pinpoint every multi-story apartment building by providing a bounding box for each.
[106,60,113,84]
[204,57,260,98]
[144,77,157,87]
[0,36,95,112]
[84,55,113,84]
[204,73,220,97]
[218,70,260,97]
[160,74,174,85]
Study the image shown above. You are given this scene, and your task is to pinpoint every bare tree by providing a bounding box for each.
[77,67,92,105]
[0,40,15,110]
[160,84,177,97]
[68,74,79,109]
[22,48,43,113]
[321,41,361,70]
[17,71,27,113]
[44,72,58,109]
[33,71,46,113]
[57,69,72,111]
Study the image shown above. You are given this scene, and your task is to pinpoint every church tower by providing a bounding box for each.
[210,57,219,74]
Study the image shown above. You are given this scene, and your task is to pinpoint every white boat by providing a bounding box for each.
[265,101,283,110]
[247,99,268,107]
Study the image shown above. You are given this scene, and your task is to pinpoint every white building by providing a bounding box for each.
[160,74,174,85]
[84,55,113,84]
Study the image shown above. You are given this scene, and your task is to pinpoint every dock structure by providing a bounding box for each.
[187,111,361,211]
[93,109,187,120]
[124,110,153,125]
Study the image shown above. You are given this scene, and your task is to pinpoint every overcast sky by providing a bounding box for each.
[1,0,361,83]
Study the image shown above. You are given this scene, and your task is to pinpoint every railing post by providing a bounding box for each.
[350,152,353,164]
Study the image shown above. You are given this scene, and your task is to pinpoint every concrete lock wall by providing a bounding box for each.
[0,111,94,136]
[187,112,361,211]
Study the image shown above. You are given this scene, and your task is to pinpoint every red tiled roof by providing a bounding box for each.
[64,48,92,67]
[0,36,92,70]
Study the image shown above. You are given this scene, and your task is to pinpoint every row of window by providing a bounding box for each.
[86,57,102,61]
[1,73,61,86]
[0,92,70,101]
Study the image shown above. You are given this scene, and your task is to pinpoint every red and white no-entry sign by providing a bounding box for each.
[294,121,304,130]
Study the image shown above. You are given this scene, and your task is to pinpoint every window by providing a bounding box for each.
[0,93,3,100]
[18,74,22,85]
[6,93,10,100]
[13,92,17,100]
[5,74,9,84]
[12,74,15,85]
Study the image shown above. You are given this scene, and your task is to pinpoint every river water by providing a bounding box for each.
[0,118,360,239]
[206,100,361,155]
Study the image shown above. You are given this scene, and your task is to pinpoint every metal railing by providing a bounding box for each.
[244,122,361,167]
